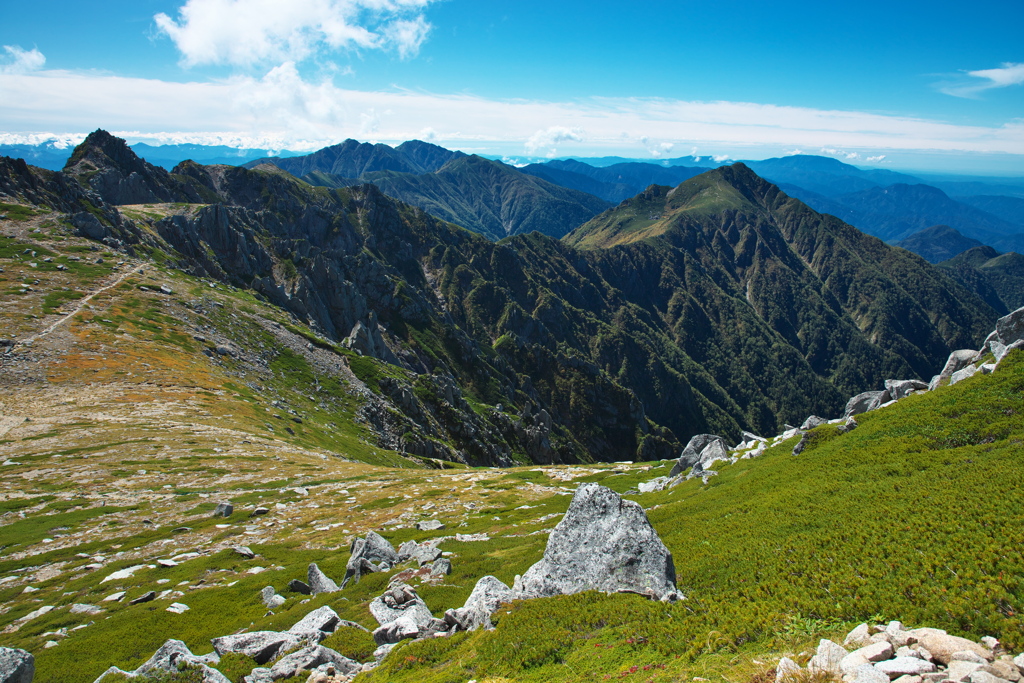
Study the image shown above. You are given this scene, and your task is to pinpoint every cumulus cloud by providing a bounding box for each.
[154,0,436,67]
[938,62,1024,98]
[712,154,730,163]
[866,155,886,162]
[525,126,584,156]
[1,45,45,74]
[784,148,803,156]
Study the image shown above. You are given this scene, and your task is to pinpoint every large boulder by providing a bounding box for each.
[996,306,1024,346]
[669,434,726,476]
[884,379,928,401]
[845,391,889,418]
[289,606,340,635]
[397,540,442,566]
[911,629,991,664]
[0,648,34,683]
[931,350,979,389]
[516,483,680,601]
[808,639,847,675]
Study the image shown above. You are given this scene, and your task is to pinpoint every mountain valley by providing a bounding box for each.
[2,133,1024,683]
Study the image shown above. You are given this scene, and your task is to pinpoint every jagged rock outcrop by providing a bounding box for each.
[342,531,400,587]
[516,483,680,601]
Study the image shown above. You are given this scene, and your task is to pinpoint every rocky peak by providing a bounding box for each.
[63,129,201,205]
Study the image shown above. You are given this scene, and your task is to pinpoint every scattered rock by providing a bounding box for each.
[102,591,126,602]
[776,657,801,683]
[950,364,979,385]
[669,434,727,476]
[165,603,189,614]
[415,519,445,531]
[995,306,1024,346]
[914,630,991,664]
[431,558,452,576]
[368,583,434,627]
[233,546,256,559]
[212,631,315,664]
[250,507,269,517]
[307,563,341,596]
[516,483,680,602]
[70,604,103,615]
[260,586,285,609]
[213,502,233,518]
[0,647,34,683]
[289,606,341,635]
[446,575,515,631]
[801,415,828,430]
[342,532,399,588]
[876,657,937,678]
[287,579,312,595]
[885,379,928,401]
[372,615,422,646]
[809,639,848,674]
[931,350,979,389]
[129,591,156,605]
[846,623,874,649]
[845,391,889,418]
[269,644,360,679]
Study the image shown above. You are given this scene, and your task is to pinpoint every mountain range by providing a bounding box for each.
[0,130,999,465]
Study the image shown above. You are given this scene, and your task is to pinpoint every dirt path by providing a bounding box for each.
[15,264,142,349]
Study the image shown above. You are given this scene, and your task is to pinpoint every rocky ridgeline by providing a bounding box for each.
[642,305,1024,491]
[778,621,1024,683]
[0,483,679,683]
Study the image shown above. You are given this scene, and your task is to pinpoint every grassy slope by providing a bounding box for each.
[364,353,1024,683]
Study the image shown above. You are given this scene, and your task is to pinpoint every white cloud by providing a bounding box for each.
[939,62,1024,98]
[381,15,431,59]
[1,45,45,74]
[525,126,584,156]
[419,126,437,141]
[866,155,886,163]
[2,68,1024,162]
[712,154,730,163]
[844,152,860,160]
[784,148,803,156]
[154,0,436,67]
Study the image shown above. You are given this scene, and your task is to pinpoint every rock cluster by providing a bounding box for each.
[778,621,1024,683]
[92,607,363,683]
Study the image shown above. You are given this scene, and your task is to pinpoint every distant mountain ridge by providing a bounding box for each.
[894,225,985,263]
[251,141,612,240]
[245,138,466,177]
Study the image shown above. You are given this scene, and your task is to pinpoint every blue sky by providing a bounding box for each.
[1,0,1022,173]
